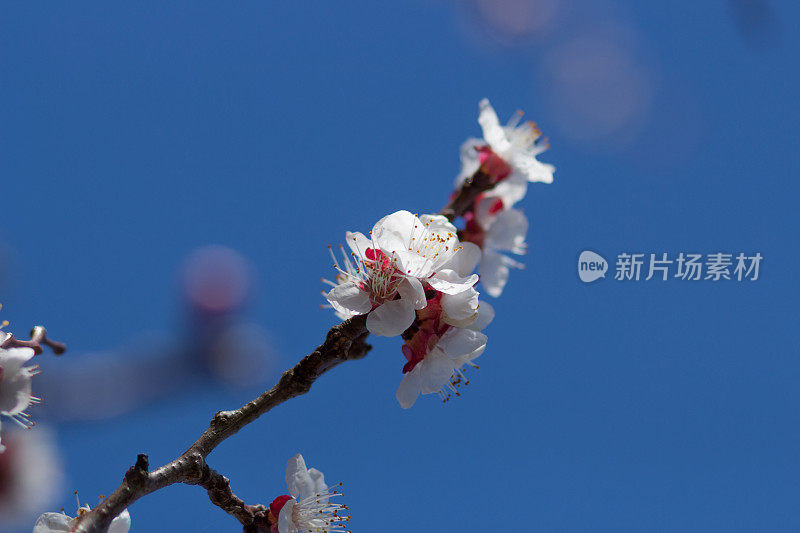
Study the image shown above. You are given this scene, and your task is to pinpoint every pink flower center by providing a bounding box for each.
[401,294,452,373]
[270,494,292,518]
[476,145,512,181]
[461,213,486,249]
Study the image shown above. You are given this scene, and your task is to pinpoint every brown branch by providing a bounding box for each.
[72,170,493,532]
[439,169,494,222]
[1,326,66,355]
[72,316,371,532]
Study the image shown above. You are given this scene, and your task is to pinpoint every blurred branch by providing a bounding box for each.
[440,169,493,222]
[71,168,494,532]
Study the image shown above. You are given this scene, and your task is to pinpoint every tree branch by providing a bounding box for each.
[72,316,371,532]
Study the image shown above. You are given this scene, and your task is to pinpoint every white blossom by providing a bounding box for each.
[457,98,554,208]
[0,345,41,453]
[324,210,478,337]
[270,454,350,533]
[463,195,530,297]
[396,326,489,409]
[34,504,130,533]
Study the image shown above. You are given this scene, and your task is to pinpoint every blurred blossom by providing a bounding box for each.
[0,428,63,529]
[542,25,653,148]
[464,0,559,43]
[182,245,255,316]
[35,245,275,422]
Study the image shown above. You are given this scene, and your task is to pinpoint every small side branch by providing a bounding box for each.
[71,315,370,533]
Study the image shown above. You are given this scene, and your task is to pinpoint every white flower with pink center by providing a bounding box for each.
[462,195,530,297]
[457,98,554,208]
[397,323,491,409]
[34,499,130,533]
[324,210,479,337]
[268,454,350,533]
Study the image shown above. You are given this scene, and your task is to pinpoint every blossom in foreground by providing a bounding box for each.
[324,210,478,336]
[461,195,529,297]
[393,248,493,407]
[33,501,130,533]
[0,341,41,452]
[457,98,554,208]
[0,428,62,528]
[268,454,350,533]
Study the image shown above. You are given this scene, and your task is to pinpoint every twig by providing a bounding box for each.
[72,316,370,532]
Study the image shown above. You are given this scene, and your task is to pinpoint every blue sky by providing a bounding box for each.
[2,1,799,531]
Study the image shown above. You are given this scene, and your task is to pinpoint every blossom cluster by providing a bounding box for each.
[324,99,554,408]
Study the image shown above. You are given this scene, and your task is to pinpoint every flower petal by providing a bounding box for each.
[479,250,511,297]
[397,277,426,310]
[441,288,479,327]
[396,365,422,409]
[478,99,512,155]
[108,509,131,533]
[278,498,299,533]
[419,350,456,395]
[326,282,372,316]
[427,269,479,295]
[345,231,372,259]
[0,347,36,376]
[285,454,310,499]
[439,242,481,277]
[437,328,488,360]
[33,512,75,533]
[366,299,415,337]
[371,210,418,256]
[486,209,528,254]
[466,300,495,332]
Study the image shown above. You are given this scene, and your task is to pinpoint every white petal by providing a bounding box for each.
[345,231,372,259]
[396,365,422,409]
[441,288,479,327]
[371,210,418,255]
[285,454,310,499]
[436,328,488,360]
[479,250,511,297]
[108,509,131,533]
[0,347,36,376]
[307,467,328,499]
[486,209,528,253]
[326,282,372,316]
[419,350,456,394]
[366,299,415,337]
[418,214,457,235]
[33,512,75,533]
[517,157,555,184]
[439,242,481,277]
[456,138,483,187]
[427,269,479,295]
[278,498,299,533]
[478,99,512,155]
[489,172,529,208]
[0,364,33,415]
[466,300,495,331]
[397,277,426,310]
